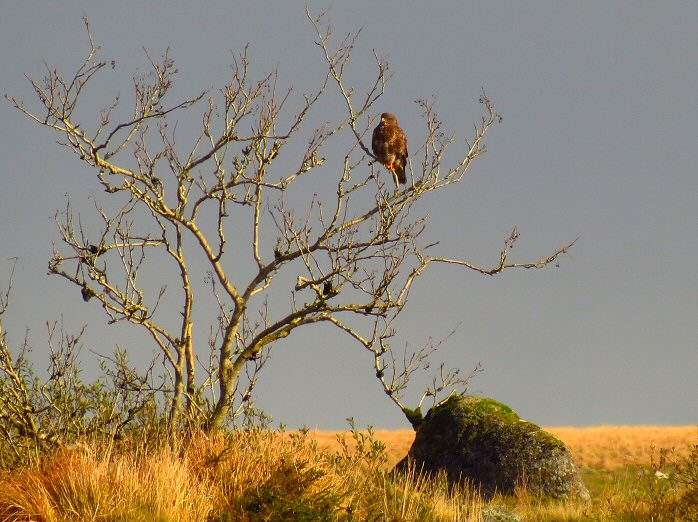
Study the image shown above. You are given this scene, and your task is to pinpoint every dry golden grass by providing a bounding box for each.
[308,425,698,470]
[0,426,694,521]
[546,425,698,469]
[0,430,484,522]
[0,442,215,522]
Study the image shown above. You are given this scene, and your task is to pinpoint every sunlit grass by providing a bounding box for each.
[0,442,214,522]
[0,426,695,521]
[0,429,484,522]
[546,425,698,469]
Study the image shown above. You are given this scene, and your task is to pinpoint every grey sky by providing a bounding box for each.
[1,2,696,430]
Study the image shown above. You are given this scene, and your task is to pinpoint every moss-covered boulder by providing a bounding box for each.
[395,396,590,500]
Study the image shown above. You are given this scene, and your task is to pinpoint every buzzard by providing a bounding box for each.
[372,112,408,185]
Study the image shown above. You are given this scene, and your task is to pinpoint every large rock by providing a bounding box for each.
[395,396,590,500]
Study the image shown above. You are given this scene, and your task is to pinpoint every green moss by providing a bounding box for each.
[463,396,518,421]
[401,406,423,430]
[428,396,522,429]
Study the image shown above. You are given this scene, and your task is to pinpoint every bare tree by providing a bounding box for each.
[6,12,574,433]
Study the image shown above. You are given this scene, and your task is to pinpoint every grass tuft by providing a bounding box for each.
[0,429,484,522]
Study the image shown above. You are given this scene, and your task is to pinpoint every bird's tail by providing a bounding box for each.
[394,161,407,184]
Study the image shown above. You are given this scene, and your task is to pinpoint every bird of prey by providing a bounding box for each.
[372,112,408,186]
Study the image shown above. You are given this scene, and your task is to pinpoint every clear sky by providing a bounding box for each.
[1,2,696,430]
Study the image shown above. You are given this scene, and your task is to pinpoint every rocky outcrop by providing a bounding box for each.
[395,396,590,500]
